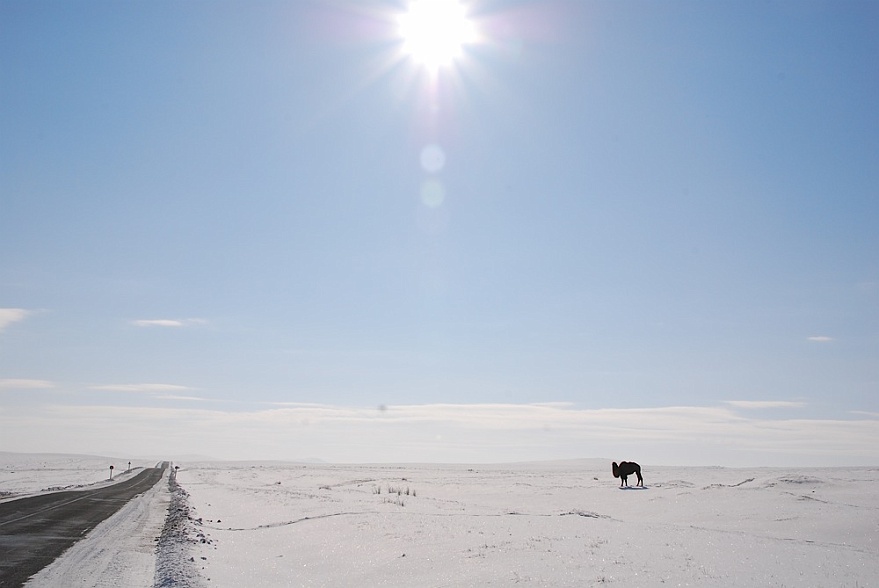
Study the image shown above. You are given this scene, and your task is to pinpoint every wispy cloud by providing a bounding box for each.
[91,383,193,393]
[6,402,875,466]
[89,383,205,402]
[725,400,805,409]
[852,411,879,418]
[0,308,32,333]
[155,394,207,402]
[0,379,54,390]
[131,318,208,328]
[807,336,834,342]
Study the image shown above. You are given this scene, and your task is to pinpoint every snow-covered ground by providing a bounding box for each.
[3,454,877,587]
[179,460,879,587]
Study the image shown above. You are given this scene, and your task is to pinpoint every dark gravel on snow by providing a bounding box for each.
[153,468,202,588]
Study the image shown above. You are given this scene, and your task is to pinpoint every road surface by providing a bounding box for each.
[0,462,168,587]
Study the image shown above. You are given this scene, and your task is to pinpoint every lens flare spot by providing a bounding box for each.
[420,144,446,174]
[420,178,445,208]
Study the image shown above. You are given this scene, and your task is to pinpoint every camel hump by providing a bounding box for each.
[615,461,641,475]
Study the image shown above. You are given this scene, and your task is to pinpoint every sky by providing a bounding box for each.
[1,0,877,466]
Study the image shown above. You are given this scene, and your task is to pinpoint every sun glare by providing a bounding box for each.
[398,0,476,69]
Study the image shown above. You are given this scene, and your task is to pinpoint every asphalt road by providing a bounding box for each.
[0,462,168,587]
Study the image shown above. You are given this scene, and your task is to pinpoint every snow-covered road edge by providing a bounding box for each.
[154,468,203,587]
[24,465,204,588]
[25,468,172,588]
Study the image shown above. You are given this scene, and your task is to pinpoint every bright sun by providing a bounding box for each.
[398,0,476,69]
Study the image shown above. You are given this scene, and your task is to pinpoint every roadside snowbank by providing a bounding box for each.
[154,469,203,587]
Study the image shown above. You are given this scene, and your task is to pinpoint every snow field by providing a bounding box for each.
[3,453,876,587]
[179,461,879,587]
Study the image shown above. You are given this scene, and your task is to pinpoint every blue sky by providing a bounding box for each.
[2,0,877,465]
